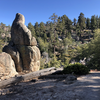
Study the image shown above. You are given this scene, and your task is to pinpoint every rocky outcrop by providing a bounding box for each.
[0,52,18,80]
[3,41,23,72]
[3,13,41,72]
[11,13,37,46]
[16,45,40,71]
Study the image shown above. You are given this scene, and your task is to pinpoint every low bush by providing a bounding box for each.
[63,63,89,75]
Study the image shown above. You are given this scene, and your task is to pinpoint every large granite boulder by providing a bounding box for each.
[3,13,41,72]
[3,41,23,72]
[11,13,37,46]
[16,45,40,71]
[0,52,18,80]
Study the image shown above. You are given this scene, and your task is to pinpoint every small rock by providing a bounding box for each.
[66,75,77,81]
[64,75,77,84]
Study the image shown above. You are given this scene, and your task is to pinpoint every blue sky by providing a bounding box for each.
[0,0,100,26]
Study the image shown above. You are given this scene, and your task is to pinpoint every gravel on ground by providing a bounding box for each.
[0,71,100,100]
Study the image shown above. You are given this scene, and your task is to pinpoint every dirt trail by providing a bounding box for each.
[0,72,100,100]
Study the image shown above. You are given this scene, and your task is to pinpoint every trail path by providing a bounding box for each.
[0,71,100,100]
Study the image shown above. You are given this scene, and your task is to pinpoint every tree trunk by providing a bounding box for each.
[0,67,63,88]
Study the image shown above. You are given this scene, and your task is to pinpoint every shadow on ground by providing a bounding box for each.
[0,72,100,100]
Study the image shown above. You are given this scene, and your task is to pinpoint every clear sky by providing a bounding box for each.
[0,0,100,26]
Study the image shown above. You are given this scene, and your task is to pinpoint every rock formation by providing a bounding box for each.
[0,52,18,80]
[11,13,37,46]
[3,13,41,72]
[3,41,23,72]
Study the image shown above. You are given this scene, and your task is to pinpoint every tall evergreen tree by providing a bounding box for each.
[65,17,72,33]
[86,18,90,29]
[61,15,72,37]
[91,15,97,30]
[39,22,45,37]
[28,22,36,37]
[78,12,86,30]
[49,13,58,57]
[76,22,80,36]
[96,15,99,28]
[73,18,77,26]
[61,15,67,27]
[34,22,39,37]
[57,17,63,36]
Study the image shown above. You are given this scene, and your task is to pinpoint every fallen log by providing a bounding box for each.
[0,67,63,88]
[38,67,56,72]
[39,74,68,79]
[22,67,57,81]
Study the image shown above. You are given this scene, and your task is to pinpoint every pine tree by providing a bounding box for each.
[56,17,63,36]
[49,13,58,57]
[61,15,72,37]
[73,18,77,26]
[91,15,97,31]
[96,15,99,29]
[76,22,81,38]
[61,15,67,26]
[43,33,47,42]
[39,22,45,37]
[28,22,36,37]
[86,18,90,29]
[34,22,39,37]
[65,17,72,33]
[78,12,86,31]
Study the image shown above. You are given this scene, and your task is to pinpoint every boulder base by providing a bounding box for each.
[16,45,40,71]
[3,42,23,72]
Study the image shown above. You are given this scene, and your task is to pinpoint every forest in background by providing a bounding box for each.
[0,12,100,70]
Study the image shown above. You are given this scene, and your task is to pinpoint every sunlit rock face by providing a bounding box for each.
[3,13,41,72]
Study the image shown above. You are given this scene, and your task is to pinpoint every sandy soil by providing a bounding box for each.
[0,71,100,100]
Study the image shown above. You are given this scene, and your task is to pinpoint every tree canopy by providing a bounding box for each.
[1,12,100,70]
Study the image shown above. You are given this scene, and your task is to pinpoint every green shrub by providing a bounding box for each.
[49,57,61,68]
[40,58,46,70]
[63,63,89,75]
[40,57,61,69]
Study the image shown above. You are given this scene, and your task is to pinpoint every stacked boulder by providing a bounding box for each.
[1,13,41,79]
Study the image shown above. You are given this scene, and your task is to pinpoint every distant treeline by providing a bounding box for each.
[0,12,100,69]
